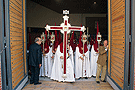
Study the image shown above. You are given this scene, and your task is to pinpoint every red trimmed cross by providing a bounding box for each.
[45,12,86,78]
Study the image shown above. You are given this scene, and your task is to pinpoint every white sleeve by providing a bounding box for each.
[84,50,89,58]
[69,46,74,69]
[91,45,98,56]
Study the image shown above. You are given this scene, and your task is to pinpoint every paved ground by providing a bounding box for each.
[22,77,113,90]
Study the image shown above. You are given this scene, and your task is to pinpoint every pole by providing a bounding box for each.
[82,42,84,78]
[42,40,46,78]
[87,27,88,43]
[41,32,46,78]
[52,41,54,64]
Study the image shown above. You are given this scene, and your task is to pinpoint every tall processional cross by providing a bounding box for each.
[45,10,86,78]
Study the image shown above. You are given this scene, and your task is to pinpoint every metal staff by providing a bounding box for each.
[48,30,50,39]
[41,32,46,78]
[50,32,55,63]
[81,32,87,78]
[87,27,90,46]
[67,39,71,59]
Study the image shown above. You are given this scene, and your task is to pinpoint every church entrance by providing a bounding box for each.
[0,0,135,90]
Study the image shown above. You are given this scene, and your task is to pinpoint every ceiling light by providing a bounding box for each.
[94,2,96,4]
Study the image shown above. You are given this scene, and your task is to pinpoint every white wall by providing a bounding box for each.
[27,0,106,28]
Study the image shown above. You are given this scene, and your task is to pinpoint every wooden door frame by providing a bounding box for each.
[0,0,8,90]
[4,0,28,90]
[5,0,12,89]
[124,0,130,90]
[107,0,132,90]
[129,0,135,90]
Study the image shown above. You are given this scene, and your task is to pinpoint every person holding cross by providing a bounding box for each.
[51,40,75,82]
[45,10,86,82]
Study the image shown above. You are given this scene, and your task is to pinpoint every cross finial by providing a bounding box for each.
[63,10,69,15]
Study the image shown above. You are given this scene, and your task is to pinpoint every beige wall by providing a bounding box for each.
[27,0,106,28]
[27,0,62,28]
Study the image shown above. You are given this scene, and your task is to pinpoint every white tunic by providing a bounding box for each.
[75,46,91,79]
[87,44,91,60]
[51,45,75,82]
[87,44,91,51]
[39,47,53,77]
[90,45,99,76]
[39,53,48,77]
[47,47,54,77]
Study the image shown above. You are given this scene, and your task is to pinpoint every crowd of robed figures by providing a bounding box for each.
[38,29,108,83]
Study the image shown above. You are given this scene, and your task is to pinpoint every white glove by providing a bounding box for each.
[105,48,107,51]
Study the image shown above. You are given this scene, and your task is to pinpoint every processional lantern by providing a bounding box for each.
[81,32,87,44]
[41,32,46,42]
[41,32,46,54]
[50,32,55,43]
[97,32,102,44]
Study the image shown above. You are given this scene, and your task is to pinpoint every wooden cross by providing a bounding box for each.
[45,10,86,78]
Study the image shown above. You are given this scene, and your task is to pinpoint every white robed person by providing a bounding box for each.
[47,43,54,78]
[90,39,99,77]
[39,30,54,77]
[51,42,75,82]
[90,21,100,77]
[39,37,50,77]
[70,31,77,77]
[75,31,91,79]
[87,41,91,60]
[47,30,59,77]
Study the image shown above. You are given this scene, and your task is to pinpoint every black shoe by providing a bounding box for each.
[96,81,100,84]
[102,80,106,82]
[77,78,81,80]
[30,82,33,84]
[85,77,88,79]
[34,82,42,85]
